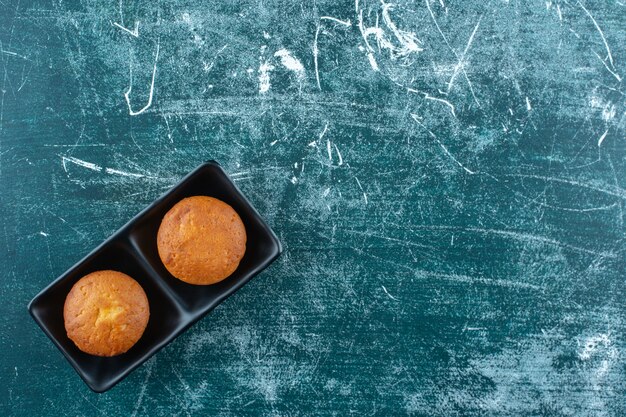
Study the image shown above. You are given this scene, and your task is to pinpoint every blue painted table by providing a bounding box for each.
[1,0,624,415]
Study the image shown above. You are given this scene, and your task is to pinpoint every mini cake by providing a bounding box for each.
[63,270,150,356]
[157,196,247,285]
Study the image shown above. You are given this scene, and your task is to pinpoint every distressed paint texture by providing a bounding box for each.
[1,0,625,415]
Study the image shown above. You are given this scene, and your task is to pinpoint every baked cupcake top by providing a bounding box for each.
[157,196,247,285]
[63,270,150,357]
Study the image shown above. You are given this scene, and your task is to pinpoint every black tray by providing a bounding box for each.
[28,161,282,392]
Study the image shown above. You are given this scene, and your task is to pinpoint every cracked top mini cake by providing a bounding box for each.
[63,270,150,356]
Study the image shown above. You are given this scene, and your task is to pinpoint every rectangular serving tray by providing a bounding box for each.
[28,161,282,392]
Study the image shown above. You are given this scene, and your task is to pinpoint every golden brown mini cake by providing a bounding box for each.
[63,270,150,357]
[157,196,247,285]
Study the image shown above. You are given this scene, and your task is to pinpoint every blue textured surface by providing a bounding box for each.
[1,0,625,415]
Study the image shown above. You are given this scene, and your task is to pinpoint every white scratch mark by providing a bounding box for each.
[380,1,424,57]
[104,168,145,178]
[556,4,563,20]
[124,39,160,116]
[435,139,475,174]
[334,143,343,165]
[0,49,28,60]
[410,113,437,138]
[503,173,626,200]
[447,17,482,95]
[162,114,173,143]
[322,187,331,197]
[18,75,29,92]
[357,19,380,72]
[554,203,618,213]
[112,20,139,37]
[314,17,352,89]
[308,140,317,147]
[320,16,352,26]
[367,53,380,71]
[526,96,532,111]
[78,391,106,415]
[421,92,456,116]
[356,3,422,72]
[569,28,581,38]
[408,88,457,117]
[313,25,323,89]
[578,1,616,68]
[61,156,150,179]
[355,177,368,204]
[411,114,474,174]
[597,129,608,147]
[270,139,278,146]
[274,49,305,81]
[464,326,487,332]
[418,225,616,258]
[202,44,229,74]
[327,138,333,162]
[39,231,49,237]
[381,285,399,301]
[357,10,376,54]
[592,51,622,81]
[131,359,155,417]
[258,58,274,94]
[61,156,102,172]
[319,123,329,141]
[425,0,480,106]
